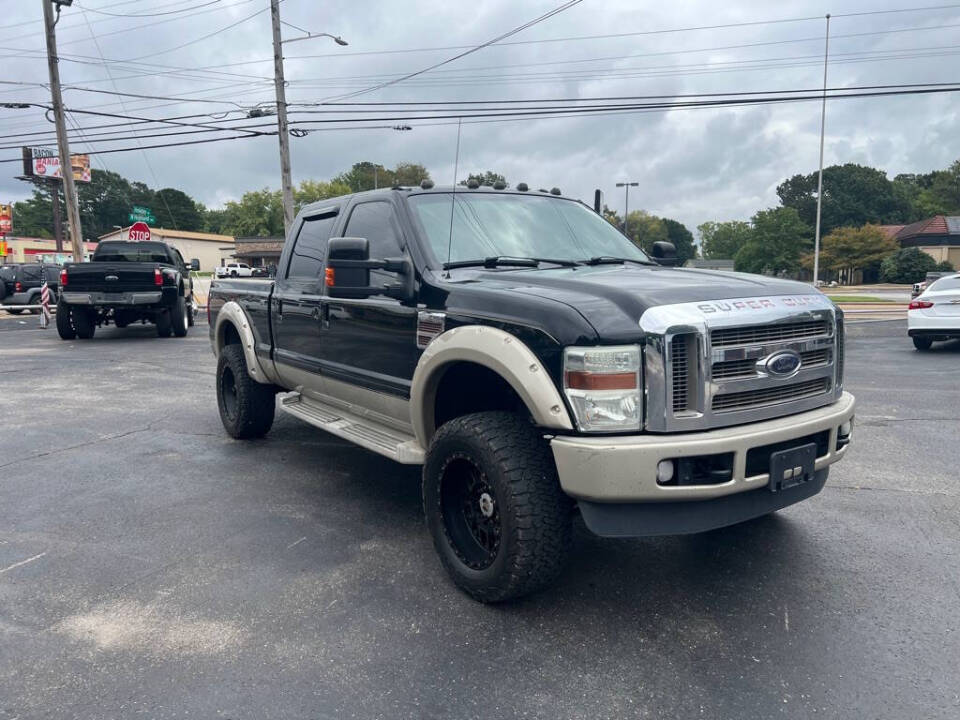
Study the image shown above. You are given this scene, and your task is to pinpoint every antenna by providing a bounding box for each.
[444,117,463,278]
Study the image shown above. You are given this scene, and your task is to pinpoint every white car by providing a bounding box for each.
[908,273,960,350]
[216,262,254,278]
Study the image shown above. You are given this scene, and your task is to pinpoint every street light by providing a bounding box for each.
[616,182,639,238]
[270,0,348,234]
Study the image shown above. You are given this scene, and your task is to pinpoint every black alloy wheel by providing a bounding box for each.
[439,456,502,570]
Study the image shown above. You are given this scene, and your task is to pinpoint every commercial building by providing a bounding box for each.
[231,237,285,269]
[0,236,99,263]
[97,227,235,272]
[885,215,960,268]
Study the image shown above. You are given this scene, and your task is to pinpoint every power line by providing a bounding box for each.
[74,0,224,18]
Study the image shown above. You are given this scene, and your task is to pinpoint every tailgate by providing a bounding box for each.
[65,262,159,292]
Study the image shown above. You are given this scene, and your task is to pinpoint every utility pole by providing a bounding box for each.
[812,14,831,286]
[616,181,638,239]
[42,0,84,262]
[270,0,295,235]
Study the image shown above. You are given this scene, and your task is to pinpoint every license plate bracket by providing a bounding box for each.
[768,442,817,492]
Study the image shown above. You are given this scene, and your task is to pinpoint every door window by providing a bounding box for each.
[287,211,338,280]
[342,202,403,285]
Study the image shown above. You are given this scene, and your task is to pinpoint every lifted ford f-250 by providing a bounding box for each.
[208,184,855,602]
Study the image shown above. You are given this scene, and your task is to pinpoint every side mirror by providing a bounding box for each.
[190,258,200,271]
[326,237,414,302]
[651,241,679,267]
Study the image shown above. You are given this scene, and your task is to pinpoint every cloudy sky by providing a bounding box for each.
[2,0,959,239]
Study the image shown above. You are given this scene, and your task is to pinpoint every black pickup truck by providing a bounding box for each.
[57,240,199,340]
[208,185,855,602]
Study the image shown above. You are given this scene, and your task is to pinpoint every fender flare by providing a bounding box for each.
[213,301,279,385]
[410,325,574,448]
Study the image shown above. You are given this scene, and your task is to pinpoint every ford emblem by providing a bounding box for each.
[764,350,802,377]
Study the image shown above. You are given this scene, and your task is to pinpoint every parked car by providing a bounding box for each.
[57,240,199,340]
[0,262,60,314]
[908,273,960,350]
[215,262,254,278]
[208,185,855,602]
[911,271,952,299]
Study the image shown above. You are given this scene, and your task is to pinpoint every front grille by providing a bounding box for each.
[712,378,831,413]
[711,348,831,380]
[836,317,845,388]
[671,335,689,413]
[711,320,829,348]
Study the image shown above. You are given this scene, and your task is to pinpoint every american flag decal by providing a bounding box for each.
[416,311,445,349]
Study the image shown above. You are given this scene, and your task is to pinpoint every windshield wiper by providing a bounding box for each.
[581,256,657,266]
[443,256,578,270]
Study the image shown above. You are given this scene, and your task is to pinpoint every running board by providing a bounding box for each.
[278,392,425,464]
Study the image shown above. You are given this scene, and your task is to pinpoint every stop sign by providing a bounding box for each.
[128,221,151,242]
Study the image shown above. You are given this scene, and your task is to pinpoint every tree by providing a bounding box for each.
[11,187,56,238]
[697,220,753,260]
[333,161,432,191]
[880,248,940,283]
[624,210,667,254]
[662,218,696,264]
[294,179,351,211]
[601,204,621,228]
[218,188,285,237]
[735,207,811,276]
[153,188,203,230]
[814,224,899,278]
[776,163,914,235]
[460,171,507,187]
[393,162,431,186]
[914,160,960,216]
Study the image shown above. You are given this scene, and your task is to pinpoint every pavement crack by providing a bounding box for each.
[0,426,155,470]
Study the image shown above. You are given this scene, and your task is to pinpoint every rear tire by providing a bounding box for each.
[913,336,933,351]
[73,308,95,339]
[171,295,188,337]
[56,300,76,340]
[187,298,196,327]
[423,411,573,603]
[156,309,172,337]
[216,344,276,439]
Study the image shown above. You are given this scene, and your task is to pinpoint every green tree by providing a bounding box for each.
[662,218,696,264]
[153,188,203,230]
[914,160,960,216]
[601,204,621,228]
[735,207,811,276]
[218,188,285,237]
[814,224,898,277]
[697,220,753,260]
[294,179,352,211]
[393,162,431,186]
[460,171,508,187]
[879,247,939,283]
[624,210,667,254]
[334,161,389,191]
[776,163,913,234]
[11,187,56,238]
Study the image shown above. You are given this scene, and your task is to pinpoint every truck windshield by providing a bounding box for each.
[408,193,651,267]
[93,242,170,263]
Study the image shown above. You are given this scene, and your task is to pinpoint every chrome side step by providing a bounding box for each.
[278,392,425,464]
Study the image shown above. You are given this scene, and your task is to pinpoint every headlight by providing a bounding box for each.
[563,345,641,432]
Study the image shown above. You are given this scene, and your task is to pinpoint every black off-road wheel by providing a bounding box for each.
[216,344,276,439]
[56,300,76,340]
[913,336,933,351]
[156,309,172,337]
[73,308,96,339]
[171,295,188,337]
[423,411,573,603]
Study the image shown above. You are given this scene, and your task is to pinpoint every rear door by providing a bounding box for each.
[272,208,341,388]
[318,200,419,398]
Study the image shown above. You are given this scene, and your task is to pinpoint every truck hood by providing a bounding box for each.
[455,264,820,342]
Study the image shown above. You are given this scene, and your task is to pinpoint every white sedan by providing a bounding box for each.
[908,273,960,350]
[215,262,254,278]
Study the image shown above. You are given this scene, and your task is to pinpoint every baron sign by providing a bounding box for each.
[21,147,91,183]
[128,222,151,243]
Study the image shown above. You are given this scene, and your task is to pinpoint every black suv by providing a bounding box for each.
[0,263,60,314]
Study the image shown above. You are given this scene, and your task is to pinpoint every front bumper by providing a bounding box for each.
[550,391,855,503]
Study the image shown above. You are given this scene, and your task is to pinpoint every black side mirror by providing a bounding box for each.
[326,237,414,301]
[190,258,200,271]
[651,241,679,267]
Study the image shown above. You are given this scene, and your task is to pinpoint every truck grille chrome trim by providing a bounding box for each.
[639,294,841,432]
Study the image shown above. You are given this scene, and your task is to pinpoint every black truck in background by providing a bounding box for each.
[57,240,200,340]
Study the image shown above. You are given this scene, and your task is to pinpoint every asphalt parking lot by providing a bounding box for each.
[0,314,958,719]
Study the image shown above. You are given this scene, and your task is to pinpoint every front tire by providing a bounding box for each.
[73,308,96,339]
[423,411,573,603]
[216,344,276,439]
[171,295,188,337]
[913,336,933,351]
[56,300,76,339]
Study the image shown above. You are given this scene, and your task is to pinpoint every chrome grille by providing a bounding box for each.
[712,378,831,413]
[712,348,831,380]
[671,335,689,413]
[836,316,845,388]
[711,320,828,348]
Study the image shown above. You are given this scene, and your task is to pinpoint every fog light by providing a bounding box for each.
[656,460,675,485]
[837,419,853,450]
[839,421,852,437]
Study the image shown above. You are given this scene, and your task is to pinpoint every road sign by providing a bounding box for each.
[128,205,156,224]
[128,222,151,242]
[0,203,11,236]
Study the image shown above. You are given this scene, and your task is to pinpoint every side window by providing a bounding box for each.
[172,249,186,268]
[342,202,403,285]
[22,266,40,281]
[287,211,338,280]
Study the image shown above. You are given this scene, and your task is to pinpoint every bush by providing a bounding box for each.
[935,260,955,272]
[879,248,939,283]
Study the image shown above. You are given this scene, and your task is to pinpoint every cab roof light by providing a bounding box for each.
[516,183,529,191]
